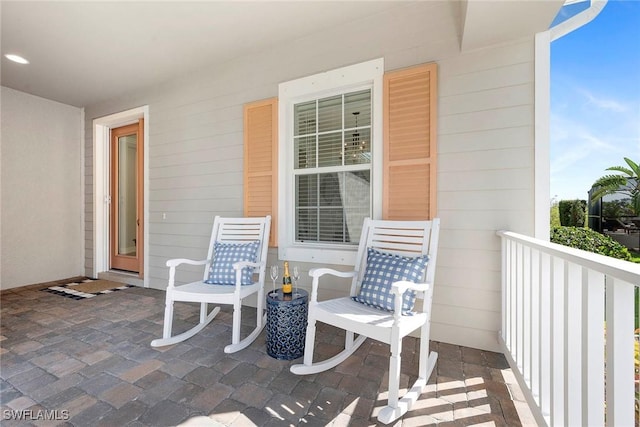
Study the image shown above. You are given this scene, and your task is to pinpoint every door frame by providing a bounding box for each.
[93,106,149,286]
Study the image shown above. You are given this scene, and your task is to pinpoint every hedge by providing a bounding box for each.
[558,199,586,227]
[550,226,632,261]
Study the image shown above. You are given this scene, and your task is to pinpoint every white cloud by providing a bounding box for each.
[577,88,628,113]
[550,113,615,175]
[549,113,629,199]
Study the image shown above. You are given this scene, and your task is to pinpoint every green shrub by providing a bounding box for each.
[551,226,632,261]
[550,203,561,228]
[558,199,587,227]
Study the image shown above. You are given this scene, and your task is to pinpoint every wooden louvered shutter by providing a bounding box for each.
[383,63,437,220]
[244,98,278,247]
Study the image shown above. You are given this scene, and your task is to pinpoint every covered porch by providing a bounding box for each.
[3,0,635,425]
[2,224,638,425]
[0,278,534,426]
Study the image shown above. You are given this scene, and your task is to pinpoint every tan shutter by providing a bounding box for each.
[383,63,437,220]
[244,98,278,247]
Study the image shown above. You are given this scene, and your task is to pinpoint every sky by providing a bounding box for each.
[550,0,640,203]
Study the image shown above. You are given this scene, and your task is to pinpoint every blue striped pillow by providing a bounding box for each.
[352,248,428,313]
[205,241,260,286]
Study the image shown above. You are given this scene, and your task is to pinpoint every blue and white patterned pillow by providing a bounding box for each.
[205,240,260,286]
[352,248,429,313]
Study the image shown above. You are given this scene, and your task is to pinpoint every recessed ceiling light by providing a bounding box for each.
[5,54,29,64]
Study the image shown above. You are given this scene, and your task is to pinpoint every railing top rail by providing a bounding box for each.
[497,230,640,285]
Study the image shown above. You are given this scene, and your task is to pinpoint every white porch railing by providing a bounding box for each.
[497,231,639,427]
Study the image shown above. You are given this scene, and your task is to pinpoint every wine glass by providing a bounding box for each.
[269,265,279,297]
[292,265,300,296]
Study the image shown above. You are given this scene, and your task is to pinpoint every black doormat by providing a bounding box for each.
[42,278,134,300]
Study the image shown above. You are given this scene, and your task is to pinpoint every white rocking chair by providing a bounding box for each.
[291,218,440,424]
[151,215,271,354]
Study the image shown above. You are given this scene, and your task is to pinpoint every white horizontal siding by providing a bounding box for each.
[83,1,537,351]
[434,34,535,351]
[151,147,242,169]
[148,232,210,249]
[148,211,225,225]
[153,172,243,190]
[150,185,243,202]
[440,105,533,134]
[151,199,242,214]
[439,147,532,172]
[438,229,502,249]
[441,62,533,97]
[439,169,533,191]
[441,210,534,234]
[149,161,242,180]
[437,266,501,292]
[149,120,243,147]
[441,38,534,74]
[438,247,501,272]
[151,105,241,135]
[440,125,533,153]
[440,83,533,116]
[439,189,534,211]
[436,286,501,312]
[151,133,239,157]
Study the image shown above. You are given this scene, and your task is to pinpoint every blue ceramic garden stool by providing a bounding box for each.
[266,289,308,360]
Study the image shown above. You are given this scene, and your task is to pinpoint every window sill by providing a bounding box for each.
[279,244,357,266]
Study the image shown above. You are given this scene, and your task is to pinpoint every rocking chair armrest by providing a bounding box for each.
[166,258,209,268]
[230,261,265,289]
[307,269,357,304]
[165,258,210,288]
[390,280,431,296]
[308,268,357,279]
[232,260,264,270]
[391,281,432,320]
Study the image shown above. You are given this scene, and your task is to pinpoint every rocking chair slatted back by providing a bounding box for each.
[203,217,271,283]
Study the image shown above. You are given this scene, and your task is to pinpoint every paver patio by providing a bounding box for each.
[0,278,535,426]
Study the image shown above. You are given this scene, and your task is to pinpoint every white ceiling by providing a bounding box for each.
[1,1,566,108]
[1,1,404,107]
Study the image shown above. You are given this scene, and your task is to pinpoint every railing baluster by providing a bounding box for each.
[523,245,531,384]
[511,240,518,361]
[540,251,551,423]
[551,257,565,425]
[523,245,532,387]
[531,248,541,408]
[506,238,513,350]
[517,242,524,370]
[584,268,605,426]
[502,237,509,349]
[565,261,582,425]
[605,277,635,426]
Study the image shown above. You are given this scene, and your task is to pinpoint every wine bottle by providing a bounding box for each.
[282,261,292,295]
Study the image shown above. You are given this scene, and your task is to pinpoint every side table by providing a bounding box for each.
[266,289,308,360]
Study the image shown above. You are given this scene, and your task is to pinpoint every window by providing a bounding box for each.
[294,89,371,245]
[279,59,384,265]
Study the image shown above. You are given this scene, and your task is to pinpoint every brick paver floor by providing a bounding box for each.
[0,278,536,426]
